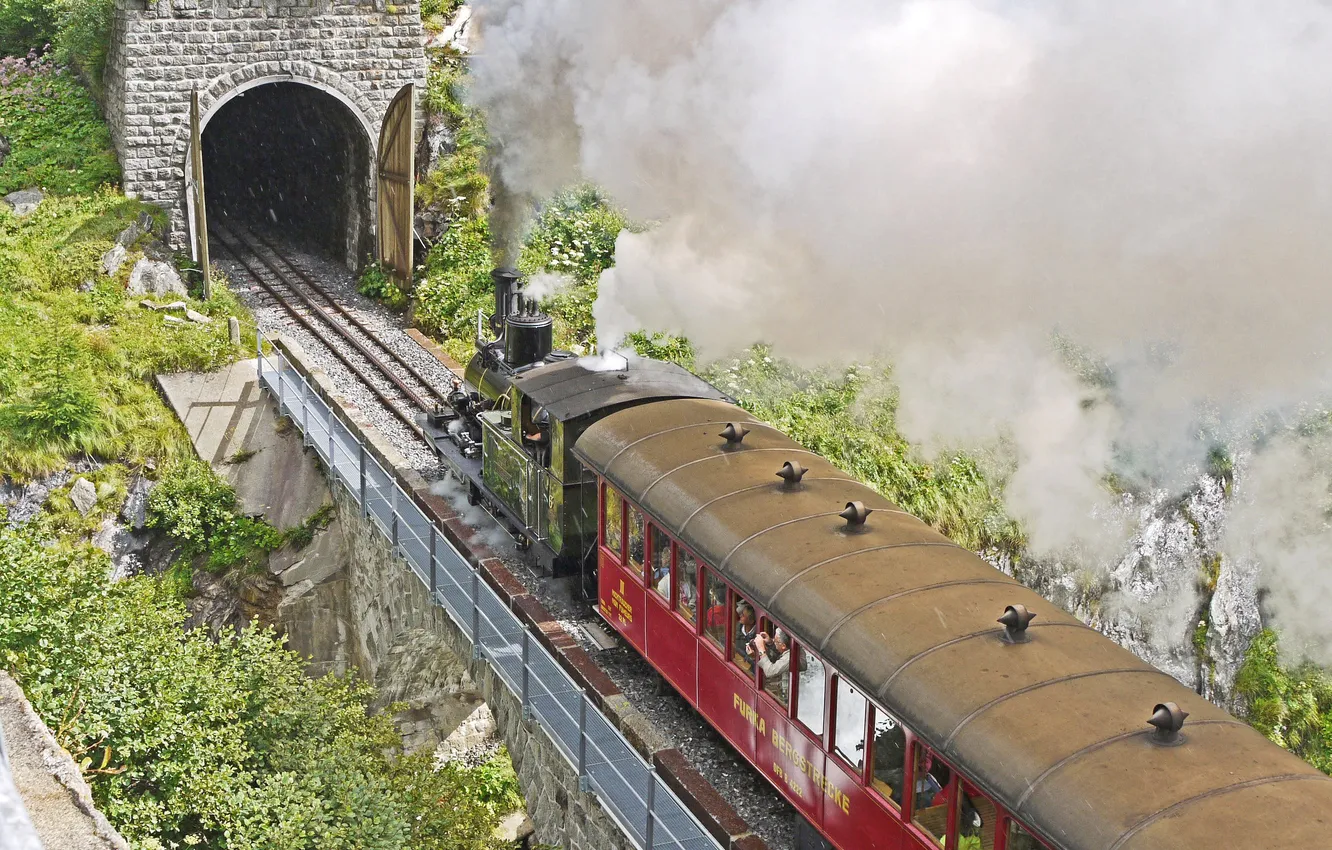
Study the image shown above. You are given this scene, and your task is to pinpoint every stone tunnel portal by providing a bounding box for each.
[202,82,373,270]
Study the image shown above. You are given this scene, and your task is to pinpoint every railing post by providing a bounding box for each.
[300,376,309,445]
[256,332,263,383]
[358,444,368,516]
[390,487,399,552]
[577,689,588,790]
[645,766,657,849]
[520,631,530,721]
[276,350,287,414]
[428,525,437,598]
[328,414,335,466]
[470,569,481,659]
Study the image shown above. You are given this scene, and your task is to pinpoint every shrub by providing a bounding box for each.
[358,260,408,311]
[0,52,119,195]
[0,523,514,848]
[415,215,494,359]
[146,458,282,573]
[1235,629,1332,774]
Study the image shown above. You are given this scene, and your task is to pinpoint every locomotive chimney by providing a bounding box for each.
[490,267,520,336]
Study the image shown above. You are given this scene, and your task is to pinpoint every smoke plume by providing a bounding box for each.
[470,0,1332,657]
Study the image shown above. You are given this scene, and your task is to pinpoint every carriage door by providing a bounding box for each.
[189,89,211,299]
[376,83,415,286]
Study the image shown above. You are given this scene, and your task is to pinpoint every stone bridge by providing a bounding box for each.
[103,0,427,268]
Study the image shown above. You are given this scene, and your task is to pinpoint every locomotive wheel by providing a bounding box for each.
[516,534,532,552]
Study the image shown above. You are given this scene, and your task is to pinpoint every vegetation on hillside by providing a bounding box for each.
[0,0,114,87]
[0,522,517,850]
[0,49,118,195]
[1236,630,1332,774]
[0,64,526,849]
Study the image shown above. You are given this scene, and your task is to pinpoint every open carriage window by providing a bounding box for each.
[702,570,727,649]
[649,527,670,599]
[676,548,699,623]
[869,706,906,810]
[755,621,792,707]
[911,744,952,848]
[627,507,645,574]
[833,676,867,771]
[731,596,758,672]
[955,780,998,850]
[795,646,826,737]
[602,485,623,557]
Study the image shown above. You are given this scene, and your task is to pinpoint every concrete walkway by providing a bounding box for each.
[157,360,330,531]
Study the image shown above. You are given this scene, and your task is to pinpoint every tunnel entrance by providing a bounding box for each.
[202,82,372,270]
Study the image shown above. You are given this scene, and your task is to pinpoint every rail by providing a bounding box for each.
[256,331,723,850]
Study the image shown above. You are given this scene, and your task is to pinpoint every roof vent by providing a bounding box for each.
[720,423,750,446]
[776,461,808,488]
[998,604,1037,643]
[839,501,871,529]
[1148,702,1189,746]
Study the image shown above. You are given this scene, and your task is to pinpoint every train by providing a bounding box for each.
[423,268,1332,850]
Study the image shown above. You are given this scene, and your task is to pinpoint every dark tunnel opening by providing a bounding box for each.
[202,82,372,270]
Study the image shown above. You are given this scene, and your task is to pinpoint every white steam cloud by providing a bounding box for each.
[470,0,1332,658]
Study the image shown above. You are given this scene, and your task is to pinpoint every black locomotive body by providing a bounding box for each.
[423,268,729,579]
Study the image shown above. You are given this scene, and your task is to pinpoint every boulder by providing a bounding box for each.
[186,309,212,324]
[68,477,97,517]
[162,300,187,312]
[126,259,187,297]
[102,244,128,276]
[163,315,186,325]
[4,188,42,217]
[115,211,157,248]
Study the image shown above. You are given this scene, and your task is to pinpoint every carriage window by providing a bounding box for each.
[911,745,951,848]
[956,781,997,850]
[676,549,698,623]
[833,677,867,771]
[1005,818,1044,850]
[603,486,623,556]
[628,508,645,575]
[756,623,791,707]
[731,596,757,672]
[649,527,671,599]
[795,647,826,736]
[702,570,727,648]
[869,707,906,810]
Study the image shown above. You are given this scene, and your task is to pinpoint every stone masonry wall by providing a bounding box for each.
[102,0,426,249]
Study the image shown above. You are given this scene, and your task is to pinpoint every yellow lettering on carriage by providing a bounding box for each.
[769,726,852,816]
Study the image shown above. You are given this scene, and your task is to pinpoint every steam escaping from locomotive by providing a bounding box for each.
[470,0,1332,662]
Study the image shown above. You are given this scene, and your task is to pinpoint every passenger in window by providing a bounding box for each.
[655,566,671,599]
[703,578,727,646]
[676,551,699,622]
[755,628,791,704]
[733,601,757,671]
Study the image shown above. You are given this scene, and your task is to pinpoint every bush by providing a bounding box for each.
[415,215,494,359]
[0,52,119,195]
[1236,629,1332,774]
[358,260,408,311]
[0,523,513,848]
[146,457,282,573]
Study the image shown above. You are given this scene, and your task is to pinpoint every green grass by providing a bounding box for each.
[0,52,119,195]
[0,189,254,478]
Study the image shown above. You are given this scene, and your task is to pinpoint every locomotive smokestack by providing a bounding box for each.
[490,267,520,336]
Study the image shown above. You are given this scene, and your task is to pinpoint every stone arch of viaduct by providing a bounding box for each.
[103,0,427,260]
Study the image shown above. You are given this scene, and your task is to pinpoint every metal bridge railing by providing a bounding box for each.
[257,333,723,850]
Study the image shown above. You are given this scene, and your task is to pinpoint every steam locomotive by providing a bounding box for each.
[424,269,1332,850]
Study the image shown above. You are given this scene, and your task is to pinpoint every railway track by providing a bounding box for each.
[211,224,457,442]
